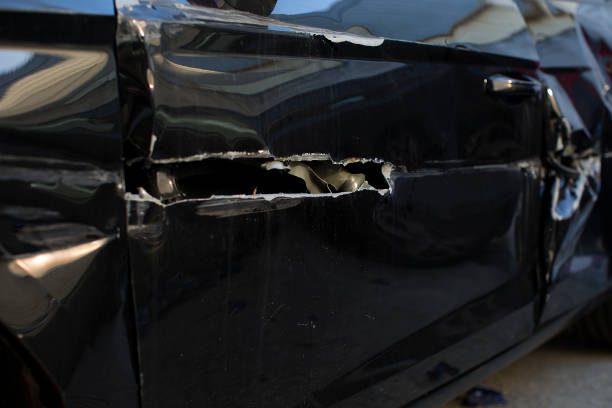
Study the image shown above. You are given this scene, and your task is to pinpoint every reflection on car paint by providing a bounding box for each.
[116,1,551,407]
[0,2,139,406]
[0,0,610,407]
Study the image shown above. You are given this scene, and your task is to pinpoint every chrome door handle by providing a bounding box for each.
[484,74,541,96]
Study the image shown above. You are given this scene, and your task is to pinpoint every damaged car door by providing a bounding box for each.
[117,1,545,407]
[516,0,610,326]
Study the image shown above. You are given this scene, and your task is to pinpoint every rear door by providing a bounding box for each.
[118,1,545,406]
[0,1,138,406]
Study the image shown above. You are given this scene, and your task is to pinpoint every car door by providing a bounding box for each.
[0,1,138,407]
[118,1,545,406]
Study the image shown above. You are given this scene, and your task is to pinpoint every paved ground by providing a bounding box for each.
[444,344,612,407]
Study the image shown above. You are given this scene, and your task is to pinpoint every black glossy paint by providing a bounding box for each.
[0,1,139,407]
[127,164,541,407]
[119,1,541,165]
[117,1,549,407]
[1,0,611,407]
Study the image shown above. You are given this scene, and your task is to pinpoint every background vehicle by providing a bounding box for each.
[0,0,611,407]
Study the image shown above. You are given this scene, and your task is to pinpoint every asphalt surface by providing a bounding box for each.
[444,344,612,408]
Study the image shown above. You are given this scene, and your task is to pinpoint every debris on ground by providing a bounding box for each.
[461,385,507,406]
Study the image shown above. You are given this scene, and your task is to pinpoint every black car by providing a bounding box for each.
[1,0,611,407]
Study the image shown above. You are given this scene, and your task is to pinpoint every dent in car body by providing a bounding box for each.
[0,1,139,407]
[516,0,612,323]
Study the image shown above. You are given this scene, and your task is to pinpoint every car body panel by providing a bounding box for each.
[0,1,610,407]
[0,1,139,407]
[516,0,612,323]
[118,1,547,407]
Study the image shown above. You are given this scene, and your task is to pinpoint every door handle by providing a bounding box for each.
[484,74,541,96]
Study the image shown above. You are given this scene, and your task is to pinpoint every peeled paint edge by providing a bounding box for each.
[149,134,158,157]
[125,186,390,208]
[322,33,385,47]
[151,151,390,165]
[125,187,164,206]
[152,150,274,164]
[168,3,386,48]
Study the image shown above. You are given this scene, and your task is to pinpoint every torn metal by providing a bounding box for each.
[550,156,600,222]
[130,153,394,204]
